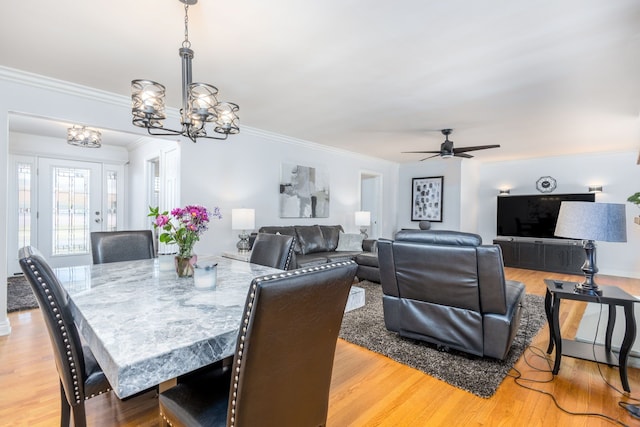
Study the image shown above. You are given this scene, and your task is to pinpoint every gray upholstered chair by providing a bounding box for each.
[378,230,525,360]
[158,261,358,427]
[248,232,296,270]
[18,246,111,427]
[90,230,155,264]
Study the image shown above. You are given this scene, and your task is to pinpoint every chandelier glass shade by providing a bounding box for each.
[131,0,239,143]
[67,126,102,148]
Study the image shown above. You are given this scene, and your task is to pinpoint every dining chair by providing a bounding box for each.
[90,230,155,264]
[159,260,358,427]
[18,246,112,427]
[248,232,295,270]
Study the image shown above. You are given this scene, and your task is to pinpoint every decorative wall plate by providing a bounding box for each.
[536,176,557,193]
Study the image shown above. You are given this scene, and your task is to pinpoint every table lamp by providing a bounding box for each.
[355,211,371,239]
[232,208,255,253]
[554,201,626,295]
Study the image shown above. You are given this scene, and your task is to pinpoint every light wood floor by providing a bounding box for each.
[2,268,640,426]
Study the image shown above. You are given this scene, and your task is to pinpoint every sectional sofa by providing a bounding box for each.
[255,225,379,281]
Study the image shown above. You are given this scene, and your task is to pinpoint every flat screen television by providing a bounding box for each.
[496,193,595,239]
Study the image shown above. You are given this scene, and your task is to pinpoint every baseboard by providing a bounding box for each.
[0,316,12,336]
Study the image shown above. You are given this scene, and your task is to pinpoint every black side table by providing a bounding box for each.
[544,279,638,392]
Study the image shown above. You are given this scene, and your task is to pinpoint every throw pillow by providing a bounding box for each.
[336,232,364,251]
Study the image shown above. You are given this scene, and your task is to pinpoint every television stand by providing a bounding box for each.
[493,238,584,274]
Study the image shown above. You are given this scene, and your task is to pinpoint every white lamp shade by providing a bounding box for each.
[554,202,627,242]
[231,208,255,230]
[355,211,371,226]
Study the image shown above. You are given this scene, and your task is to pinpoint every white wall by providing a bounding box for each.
[0,67,399,335]
[127,138,180,229]
[179,129,399,255]
[477,151,640,278]
[397,151,640,278]
[397,159,464,232]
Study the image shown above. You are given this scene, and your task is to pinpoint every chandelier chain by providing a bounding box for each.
[131,0,239,142]
[182,4,191,49]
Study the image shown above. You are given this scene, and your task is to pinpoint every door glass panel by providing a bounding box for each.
[17,162,32,248]
[52,167,90,255]
[106,170,118,231]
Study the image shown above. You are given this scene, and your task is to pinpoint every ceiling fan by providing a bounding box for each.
[403,129,500,160]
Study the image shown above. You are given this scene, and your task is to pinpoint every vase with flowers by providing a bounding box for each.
[149,205,222,277]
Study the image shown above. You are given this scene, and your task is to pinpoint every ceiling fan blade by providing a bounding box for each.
[402,150,441,154]
[420,154,441,161]
[453,144,500,154]
[454,153,474,158]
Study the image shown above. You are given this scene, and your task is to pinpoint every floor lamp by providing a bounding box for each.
[554,201,627,295]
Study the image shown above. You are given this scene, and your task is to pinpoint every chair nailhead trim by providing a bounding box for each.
[25,256,114,405]
[225,260,355,426]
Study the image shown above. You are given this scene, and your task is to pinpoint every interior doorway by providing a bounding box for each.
[359,172,383,239]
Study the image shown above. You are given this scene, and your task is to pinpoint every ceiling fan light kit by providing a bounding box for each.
[403,128,500,161]
[131,0,239,143]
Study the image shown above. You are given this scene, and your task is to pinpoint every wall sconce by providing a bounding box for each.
[499,189,510,195]
[588,185,603,193]
[355,211,371,239]
[231,208,255,253]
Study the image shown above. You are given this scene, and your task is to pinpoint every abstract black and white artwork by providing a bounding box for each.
[279,163,330,218]
[411,176,443,222]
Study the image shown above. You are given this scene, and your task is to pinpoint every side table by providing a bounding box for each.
[544,279,638,392]
[221,251,251,262]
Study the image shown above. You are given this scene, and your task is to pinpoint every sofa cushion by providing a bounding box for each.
[258,226,301,253]
[326,252,360,262]
[355,252,379,268]
[295,225,327,254]
[295,253,331,268]
[336,232,364,251]
[319,225,343,251]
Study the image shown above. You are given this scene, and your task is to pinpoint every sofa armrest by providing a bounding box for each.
[362,239,378,253]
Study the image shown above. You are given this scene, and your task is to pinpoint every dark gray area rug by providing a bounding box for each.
[339,281,546,398]
[7,275,38,312]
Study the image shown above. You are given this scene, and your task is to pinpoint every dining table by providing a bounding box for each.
[54,255,282,399]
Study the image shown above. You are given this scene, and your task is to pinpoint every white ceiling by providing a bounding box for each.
[2,0,639,163]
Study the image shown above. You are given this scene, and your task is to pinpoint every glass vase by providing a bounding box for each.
[175,256,195,278]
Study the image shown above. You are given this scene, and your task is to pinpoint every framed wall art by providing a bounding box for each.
[411,176,443,222]
[279,163,330,218]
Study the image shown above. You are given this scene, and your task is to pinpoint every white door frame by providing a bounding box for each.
[359,171,383,239]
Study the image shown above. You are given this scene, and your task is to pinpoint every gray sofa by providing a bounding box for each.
[256,225,377,272]
[378,229,525,360]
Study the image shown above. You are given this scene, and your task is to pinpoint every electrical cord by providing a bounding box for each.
[589,293,640,422]
[505,288,633,426]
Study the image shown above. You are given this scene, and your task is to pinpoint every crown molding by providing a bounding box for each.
[0,66,128,107]
[0,66,392,164]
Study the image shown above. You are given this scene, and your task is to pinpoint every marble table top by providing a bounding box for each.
[54,255,282,398]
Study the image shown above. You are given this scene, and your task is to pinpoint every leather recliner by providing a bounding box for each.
[378,230,525,360]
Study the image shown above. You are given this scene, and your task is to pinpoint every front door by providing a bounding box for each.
[37,158,104,267]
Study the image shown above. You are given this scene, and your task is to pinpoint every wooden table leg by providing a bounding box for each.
[551,296,562,375]
[619,303,636,392]
[545,289,554,354]
[604,303,616,354]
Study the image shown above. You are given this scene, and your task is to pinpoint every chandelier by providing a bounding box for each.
[131,0,239,143]
[67,126,102,148]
